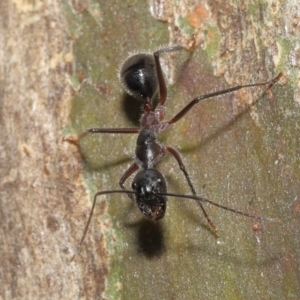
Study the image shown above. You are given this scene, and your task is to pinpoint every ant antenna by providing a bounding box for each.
[70,189,279,261]
[70,190,134,262]
[69,45,283,261]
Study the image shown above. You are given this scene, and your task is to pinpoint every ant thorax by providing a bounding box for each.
[140,104,170,133]
[69,44,281,261]
[135,128,165,169]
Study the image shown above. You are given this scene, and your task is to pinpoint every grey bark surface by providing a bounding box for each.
[0,1,107,299]
[1,1,299,299]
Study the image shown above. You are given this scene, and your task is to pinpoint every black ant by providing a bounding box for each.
[70,45,282,261]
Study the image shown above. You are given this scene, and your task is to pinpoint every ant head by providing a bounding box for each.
[131,169,167,220]
[120,53,158,101]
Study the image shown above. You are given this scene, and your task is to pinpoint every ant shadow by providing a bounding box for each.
[70,48,281,267]
[182,90,272,157]
[120,87,269,162]
[82,92,162,172]
[83,99,256,173]
[82,93,142,173]
[122,93,143,126]
[122,216,166,258]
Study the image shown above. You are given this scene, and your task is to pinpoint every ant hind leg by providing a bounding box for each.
[166,146,218,234]
[153,45,184,107]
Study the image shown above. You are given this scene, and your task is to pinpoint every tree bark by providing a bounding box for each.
[1,0,299,299]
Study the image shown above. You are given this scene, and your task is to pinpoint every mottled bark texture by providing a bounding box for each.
[1,1,299,299]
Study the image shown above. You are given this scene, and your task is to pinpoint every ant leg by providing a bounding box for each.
[166,146,217,233]
[64,127,139,146]
[167,73,283,125]
[119,163,139,201]
[71,163,138,261]
[80,127,139,139]
[154,45,184,106]
[165,147,196,195]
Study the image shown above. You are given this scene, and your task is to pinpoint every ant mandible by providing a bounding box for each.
[71,45,281,260]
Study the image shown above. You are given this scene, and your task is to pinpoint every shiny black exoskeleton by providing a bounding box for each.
[132,169,167,220]
[81,45,281,225]
[120,53,158,101]
[70,45,282,261]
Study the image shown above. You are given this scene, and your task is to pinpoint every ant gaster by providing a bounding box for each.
[71,45,281,260]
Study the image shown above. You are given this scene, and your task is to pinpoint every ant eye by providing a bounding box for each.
[71,45,281,260]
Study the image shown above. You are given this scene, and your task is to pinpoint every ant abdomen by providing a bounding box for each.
[70,45,282,261]
[120,53,158,101]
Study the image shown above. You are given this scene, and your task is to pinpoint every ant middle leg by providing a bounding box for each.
[79,127,139,140]
[65,127,139,146]
[166,146,217,233]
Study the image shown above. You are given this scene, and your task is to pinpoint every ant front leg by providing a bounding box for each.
[119,163,139,201]
[166,146,217,233]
